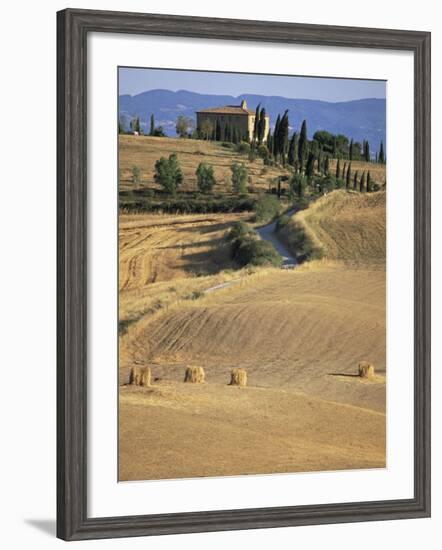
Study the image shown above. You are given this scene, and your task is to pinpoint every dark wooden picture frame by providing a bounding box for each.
[57,8,431,541]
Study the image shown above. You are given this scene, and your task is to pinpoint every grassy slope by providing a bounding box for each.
[120,135,386,194]
[281,190,386,263]
[119,135,289,193]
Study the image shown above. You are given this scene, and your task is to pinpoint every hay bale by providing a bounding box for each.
[129,366,151,386]
[139,367,152,387]
[129,366,142,385]
[229,368,247,387]
[358,361,375,379]
[184,366,205,383]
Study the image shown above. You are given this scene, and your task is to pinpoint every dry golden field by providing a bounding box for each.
[118,135,386,194]
[118,137,387,481]
[119,135,291,193]
[282,190,386,263]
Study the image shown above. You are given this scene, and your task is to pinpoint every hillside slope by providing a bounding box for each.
[281,190,386,263]
[119,189,386,481]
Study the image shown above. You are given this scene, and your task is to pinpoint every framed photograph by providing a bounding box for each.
[57,8,431,541]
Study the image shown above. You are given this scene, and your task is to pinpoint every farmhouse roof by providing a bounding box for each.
[196,99,257,116]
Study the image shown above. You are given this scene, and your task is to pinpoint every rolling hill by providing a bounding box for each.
[118,152,387,480]
[119,89,386,153]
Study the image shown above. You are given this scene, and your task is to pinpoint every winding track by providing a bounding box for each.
[256,208,298,268]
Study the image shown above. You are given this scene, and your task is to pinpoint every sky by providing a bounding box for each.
[119,67,386,103]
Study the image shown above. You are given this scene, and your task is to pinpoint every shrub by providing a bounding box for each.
[236,141,251,155]
[235,239,282,267]
[280,221,324,262]
[290,174,306,198]
[275,214,290,231]
[196,162,216,193]
[253,194,280,223]
[132,165,141,185]
[152,126,166,137]
[231,162,248,193]
[257,144,270,160]
[225,221,255,242]
[248,150,257,162]
[154,154,183,195]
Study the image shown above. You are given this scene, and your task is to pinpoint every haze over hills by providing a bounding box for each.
[119,89,386,151]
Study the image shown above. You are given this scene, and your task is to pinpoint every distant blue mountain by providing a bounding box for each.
[119,89,386,151]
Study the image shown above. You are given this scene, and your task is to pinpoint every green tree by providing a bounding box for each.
[231,162,248,193]
[346,163,352,189]
[312,130,334,154]
[367,171,372,192]
[257,108,267,145]
[152,126,166,137]
[305,152,316,179]
[273,114,281,158]
[132,165,141,185]
[288,132,297,166]
[176,115,194,138]
[199,119,213,140]
[363,140,370,162]
[154,154,183,195]
[349,139,354,160]
[324,156,330,176]
[378,141,385,163]
[359,171,366,192]
[149,114,155,136]
[298,119,308,170]
[291,174,306,198]
[253,103,261,144]
[336,158,341,179]
[353,170,359,191]
[196,163,216,193]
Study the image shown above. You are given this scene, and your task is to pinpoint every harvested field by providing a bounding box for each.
[120,382,385,481]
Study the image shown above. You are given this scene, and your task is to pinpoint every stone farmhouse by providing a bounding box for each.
[196,99,270,142]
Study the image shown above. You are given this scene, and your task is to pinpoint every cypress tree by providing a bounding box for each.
[298,119,308,171]
[273,114,281,158]
[149,114,155,136]
[215,120,221,141]
[378,141,385,163]
[267,131,273,157]
[360,171,366,192]
[367,171,372,192]
[324,156,330,176]
[305,152,316,178]
[253,103,261,144]
[336,158,341,179]
[288,132,297,166]
[349,139,353,161]
[278,110,289,164]
[353,170,359,190]
[257,108,267,145]
[342,162,347,180]
[346,163,352,189]
[364,140,370,162]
